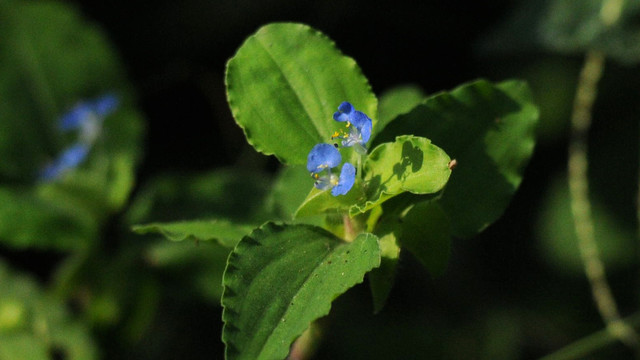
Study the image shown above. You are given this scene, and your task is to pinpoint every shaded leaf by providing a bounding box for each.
[398,201,451,277]
[373,79,538,238]
[226,22,377,164]
[222,223,380,360]
[368,232,400,313]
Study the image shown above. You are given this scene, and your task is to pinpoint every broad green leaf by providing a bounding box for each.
[373,79,539,238]
[398,201,451,277]
[0,0,143,250]
[377,85,425,134]
[368,232,400,313]
[0,261,97,359]
[133,219,255,248]
[222,223,380,360]
[226,22,377,164]
[351,135,451,214]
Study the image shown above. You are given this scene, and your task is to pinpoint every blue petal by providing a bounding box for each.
[333,102,354,122]
[359,117,372,144]
[59,103,93,131]
[338,102,353,114]
[331,162,356,196]
[307,143,341,173]
[92,94,119,117]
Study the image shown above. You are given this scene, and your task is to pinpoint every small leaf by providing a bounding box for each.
[226,22,377,164]
[132,219,256,248]
[351,135,451,214]
[222,223,380,360]
[398,201,451,277]
[373,79,539,238]
[368,232,400,313]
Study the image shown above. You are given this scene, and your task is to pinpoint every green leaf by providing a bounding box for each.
[352,135,452,214]
[133,219,256,248]
[226,22,377,164]
[222,223,380,360]
[373,79,539,238]
[377,85,425,134]
[398,201,451,277]
[368,232,400,313]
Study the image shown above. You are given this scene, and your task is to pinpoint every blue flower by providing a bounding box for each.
[307,143,342,174]
[306,143,356,196]
[39,143,90,181]
[332,102,372,149]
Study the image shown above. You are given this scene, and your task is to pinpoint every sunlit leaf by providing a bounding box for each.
[226,22,377,164]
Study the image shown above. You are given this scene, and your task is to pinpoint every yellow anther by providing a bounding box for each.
[346,121,351,128]
[331,131,340,139]
[314,173,319,179]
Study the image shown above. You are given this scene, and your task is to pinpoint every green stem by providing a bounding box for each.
[541,313,640,360]
[567,0,639,351]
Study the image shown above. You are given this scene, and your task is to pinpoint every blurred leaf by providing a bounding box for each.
[0,0,143,250]
[126,169,272,225]
[222,223,380,360]
[374,79,539,238]
[398,201,451,277]
[536,177,636,275]
[352,135,451,215]
[540,0,640,63]
[0,261,97,359]
[226,22,377,165]
[482,0,640,64]
[377,85,425,134]
[133,219,256,248]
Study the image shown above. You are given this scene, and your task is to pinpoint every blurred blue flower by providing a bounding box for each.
[307,143,355,196]
[40,93,119,182]
[39,143,90,181]
[332,101,372,150]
